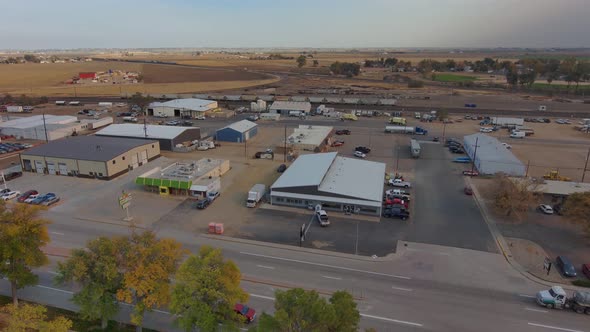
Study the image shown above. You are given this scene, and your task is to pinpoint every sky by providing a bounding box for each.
[1,0,590,50]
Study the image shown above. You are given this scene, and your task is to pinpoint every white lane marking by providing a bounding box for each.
[153,309,170,315]
[250,293,276,301]
[527,322,584,332]
[391,286,413,292]
[256,265,275,270]
[360,313,423,327]
[36,285,73,294]
[240,252,411,280]
[525,307,548,313]
[322,275,342,280]
[50,231,65,236]
[47,270,59,275]
[519,294,535,298]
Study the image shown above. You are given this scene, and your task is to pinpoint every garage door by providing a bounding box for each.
[244,131,250,141]
[47,162,57,175]
[140,150,148,165]
[131,154,139,169]
[34,161,44,174]
[58,163,68,176]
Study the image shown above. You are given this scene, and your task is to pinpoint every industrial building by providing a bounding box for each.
[20,136,160,180]
[463,133,526,176]
[215,120,258,142]
[0,115,111,141]
[287,125,333,152]
[269,101,312,116]
[270,152,386,216]
[147,98,218,118]
[96,124,201,150]
[135,159,230,197]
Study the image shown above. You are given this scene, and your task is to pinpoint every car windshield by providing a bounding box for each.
[549,288,557,297]
[240,305,250,315]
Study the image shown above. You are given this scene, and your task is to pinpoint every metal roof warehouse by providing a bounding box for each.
[270,152,386,216]
[463,133,526,176]
[215,119,258,142]
[96,124,201,150]
[147,98,218,118]
[269,101,312,115]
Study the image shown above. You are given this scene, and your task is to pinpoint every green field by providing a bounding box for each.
[532,82,590,91]
[432,73,477,82]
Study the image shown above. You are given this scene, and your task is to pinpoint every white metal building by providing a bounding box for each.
[0,115,100,141]
[269,101,312,116]
[96,124,201,150]
[147,98,218,118]
[492,117,524,126]
[270,152,386,216]
[463,133,526,176]
[287,125,333,152]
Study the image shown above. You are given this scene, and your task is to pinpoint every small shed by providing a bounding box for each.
[215,120,258,143]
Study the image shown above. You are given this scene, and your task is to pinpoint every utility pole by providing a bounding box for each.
[284,125,287,162]
[143,118,148,138]
[525,160,530,177]
[244,138,247,161]
[582,147,590,182]
[470,137,480,174]
[442,121,447,143]
[42,112,49,142]
[395,140,401,171]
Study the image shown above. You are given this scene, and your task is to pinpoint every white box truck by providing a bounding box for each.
[246,184,266,208]
[510,131,526,139]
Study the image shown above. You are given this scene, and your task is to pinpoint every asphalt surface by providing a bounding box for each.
[3,214,590,332]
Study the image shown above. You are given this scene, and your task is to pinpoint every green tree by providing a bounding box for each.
[23,54,39,63]
[129,92,153,113]
[1,303,72,332]
[55,237,123,329]
[562,192,590,232]
[312,60,319,67]
[296,55,307,68]
[0,203,50,306]
[171,246,248,332]
[251,288,359,332]
[116,231,186,332]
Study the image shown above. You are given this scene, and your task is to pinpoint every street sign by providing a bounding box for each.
[118,192,132,209]
[543,257,550,270]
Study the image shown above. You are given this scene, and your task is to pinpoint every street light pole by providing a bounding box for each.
[582,147,590,182]
[471,137,480,173]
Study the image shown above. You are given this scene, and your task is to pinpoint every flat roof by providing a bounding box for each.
[533,180,590,196]
[269,101,311,112]
[287,125,333,146]
[22,136,156,162]
[272,152,337,189]
[158,159,225,181]
[219,119,257,133]
[149,98,216,111]
[96,124,198,140]
[318,156,386,202]
[0,115,78,129]
[463,133,524,167]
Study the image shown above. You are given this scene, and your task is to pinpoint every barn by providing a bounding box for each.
[215,120,258,142]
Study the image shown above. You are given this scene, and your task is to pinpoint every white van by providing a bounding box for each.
[510,131,526,139]
[123,116,138,123]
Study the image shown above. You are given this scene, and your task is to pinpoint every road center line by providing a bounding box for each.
[50,231,65,236]
[360,313,423,327]
[250,293,276,301]
[256,265,275,270]
[519,294,535,298]
[527,322,584,332]
[391,286,413,292]
[322,275,342,280]
[240,252,411,280]
[525,307,547,313]
[36,285,73,294]
[47,270,59,275]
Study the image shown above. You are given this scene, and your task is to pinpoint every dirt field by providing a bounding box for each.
[141,63,270,83]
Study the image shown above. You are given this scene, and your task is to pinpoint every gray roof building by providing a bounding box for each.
[96,124,201,150]
[269,101,312,115]
[463,133,526,176]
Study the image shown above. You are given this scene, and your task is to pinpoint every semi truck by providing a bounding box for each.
[246,184,266,208]
[384,126,428,135]
[410,139,421,158]
[536,286,590,314]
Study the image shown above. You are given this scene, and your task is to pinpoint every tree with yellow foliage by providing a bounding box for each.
[1,303,72,332]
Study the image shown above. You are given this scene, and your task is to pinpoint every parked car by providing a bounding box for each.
[355,146,371,154]
[388,178,411,188]
[462,170,479,176]
[335,129,351,135]
[583,264,590,279]
[316,210,330,227]
[353,151,366,159]
[556,256,577,277]
[247,115,259,121]
[464,186,473,195]
[207,191,220,201]
[382,207,410,220]
[24,194,40,204]
[41,196,60,206]
[234,303,256,323]
[501,143,512,149]
[18,190,38,203]
[195,199,210,209]
[1,190,20,201]
[195,115,206,120]
[277,164,287,173]
[553,203,564,216]
[165,120,180,126]
[331,140,344,147]
[432,137,440,142]
[539,204,554,215]
[0,188,11,195]
[31,193,56,205]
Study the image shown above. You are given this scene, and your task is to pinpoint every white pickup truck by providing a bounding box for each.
[388,178,411,188]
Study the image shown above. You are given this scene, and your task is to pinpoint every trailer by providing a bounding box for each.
[55,101,66,106]
[6,106,23,113]
[492,117,524,126]
[385,126,428,135]
[246,184,266,208]
[98,102,113,107]
[389,117,407,125]
[410,139,421,158]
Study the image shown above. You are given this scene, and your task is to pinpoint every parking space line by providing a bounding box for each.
[527,322,584,332]
[524,307,547,313]
[322,275,342,280]
[256,265,275,270]
[240,252,411,280]
[250,293,276,301]
[360,313,423,327]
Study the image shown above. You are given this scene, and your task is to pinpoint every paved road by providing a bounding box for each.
[7,213,587,332]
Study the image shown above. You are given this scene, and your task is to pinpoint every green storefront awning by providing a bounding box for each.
[135,177,192,190]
